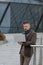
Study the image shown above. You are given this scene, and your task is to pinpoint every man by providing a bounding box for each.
[18,21,37,65]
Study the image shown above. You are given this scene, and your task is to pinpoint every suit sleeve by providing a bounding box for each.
[23,32,37,46]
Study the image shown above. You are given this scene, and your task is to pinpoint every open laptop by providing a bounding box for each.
[14,33,26,42]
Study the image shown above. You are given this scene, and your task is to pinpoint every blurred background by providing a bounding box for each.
[0,1,43,65]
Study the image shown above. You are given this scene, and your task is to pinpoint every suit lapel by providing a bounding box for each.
[26,30,32,37]
[26,29,33,41]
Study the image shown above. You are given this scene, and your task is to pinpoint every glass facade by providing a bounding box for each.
[0,1,43,33]
[0,3,10,33]
[10,3,43,33]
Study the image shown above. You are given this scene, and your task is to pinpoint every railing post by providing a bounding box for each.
[33,47,36,65]
[39,38,42,65]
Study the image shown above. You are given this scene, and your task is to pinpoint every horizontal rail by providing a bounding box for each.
[31,45,43,48]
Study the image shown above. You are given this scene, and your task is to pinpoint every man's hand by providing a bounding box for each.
[18,41,23,45]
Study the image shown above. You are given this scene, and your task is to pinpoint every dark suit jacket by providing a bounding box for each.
[19,29,37,57]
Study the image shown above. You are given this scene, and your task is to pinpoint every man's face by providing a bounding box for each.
[23,23,30,31]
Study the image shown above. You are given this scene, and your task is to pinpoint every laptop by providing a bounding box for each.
[14,33,26,42]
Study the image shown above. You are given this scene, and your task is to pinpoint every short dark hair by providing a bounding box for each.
[23,20,29,24]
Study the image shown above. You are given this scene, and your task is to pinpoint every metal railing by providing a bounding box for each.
[31,37,43,65]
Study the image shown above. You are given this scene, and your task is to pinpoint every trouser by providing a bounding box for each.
[20,54,31,65]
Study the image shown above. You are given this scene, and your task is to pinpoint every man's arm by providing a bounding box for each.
[23,32,37,46]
